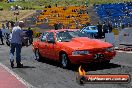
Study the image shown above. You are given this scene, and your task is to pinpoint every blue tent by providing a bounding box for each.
[8,0,14,2]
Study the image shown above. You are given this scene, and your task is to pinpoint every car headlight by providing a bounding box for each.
[72,50,89,55]
[106,47,114,52]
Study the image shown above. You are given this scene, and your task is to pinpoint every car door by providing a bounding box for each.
[45,32,56,59]
[38,32,48,57]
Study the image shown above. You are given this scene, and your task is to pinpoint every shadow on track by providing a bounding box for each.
[0,44,4,45]
[13,66,36,69]
[82,63,121,72]
[37,58,121,72]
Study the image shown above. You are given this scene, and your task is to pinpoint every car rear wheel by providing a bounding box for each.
[34,49,42,61]
[60,53,70,68]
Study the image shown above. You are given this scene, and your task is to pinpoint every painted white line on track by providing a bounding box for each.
[0,63,35,88]
[116,50,124,53]
[125,51,132,53]
[116,50,132,53]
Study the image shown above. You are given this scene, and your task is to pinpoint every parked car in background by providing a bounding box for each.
[81,26,98,38]
[33,29,116,68]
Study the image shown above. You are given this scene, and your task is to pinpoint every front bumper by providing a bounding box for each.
[68,51,116,64]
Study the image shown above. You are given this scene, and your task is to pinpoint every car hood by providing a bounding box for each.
[59,37,112,50]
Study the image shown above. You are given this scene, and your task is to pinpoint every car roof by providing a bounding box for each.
[86,26,97,27]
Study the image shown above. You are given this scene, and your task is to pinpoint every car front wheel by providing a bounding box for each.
[60,53,70,68]
[101,60,110,66]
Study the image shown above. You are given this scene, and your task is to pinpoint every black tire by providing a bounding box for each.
[60,53,70,68]
[34,49,42,61]
[101,60,110,66]
[103,60,110,64]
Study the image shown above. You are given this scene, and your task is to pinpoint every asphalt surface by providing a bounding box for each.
[0,42,132,88]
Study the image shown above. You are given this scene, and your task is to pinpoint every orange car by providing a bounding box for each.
[32,29,116,68]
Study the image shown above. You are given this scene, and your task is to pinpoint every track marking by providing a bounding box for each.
[116,50,132,53]
[0,63,35,88]
[116,50,124,53]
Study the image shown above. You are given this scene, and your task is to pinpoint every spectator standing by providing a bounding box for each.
[10,21,25,68]
[121,24,125,29]
[0,29,4,45]
[97,22,103,38]
[57,22,63,29]
[54,23,58,30]
[45,17,49,23]
[1,23,6,37]
[2,23,5,29]
[55,4,57,7]
[5,20,10,29]
[108,22,113,33]
[85,1,88,7]
[10,20,15,28]
[86,22,91,26]
[48,5,51,8]
[27,27,33,45]
[1,23,10,38]
[74,20,79,29]
[67,23,71,29]
[15,5,18,10]
[102,22,108,38]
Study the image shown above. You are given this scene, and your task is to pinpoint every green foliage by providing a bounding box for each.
[0,0,5,2]
[0,0,132,10]
[0,5,3,10]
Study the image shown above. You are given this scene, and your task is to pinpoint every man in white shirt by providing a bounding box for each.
[10,21,24,68]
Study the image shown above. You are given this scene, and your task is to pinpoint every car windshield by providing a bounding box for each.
[56,31,73,42]
[56,30,94,42]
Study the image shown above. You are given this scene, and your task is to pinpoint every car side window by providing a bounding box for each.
[47,32,55,42]
[86,27,89,30]
[41,32,48,42]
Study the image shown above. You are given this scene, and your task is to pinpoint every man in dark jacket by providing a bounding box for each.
[27,27,33,45]
[108,22,113,33]
[97,22,102,38]
[0,29,4,45]
[54,23,58,30]
[102,22,108,38]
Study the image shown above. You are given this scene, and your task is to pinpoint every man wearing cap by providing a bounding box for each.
[10,21,24,68]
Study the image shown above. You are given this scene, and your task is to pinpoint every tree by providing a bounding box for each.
[0,0,5,2]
